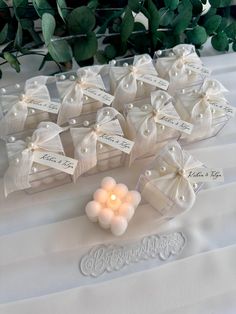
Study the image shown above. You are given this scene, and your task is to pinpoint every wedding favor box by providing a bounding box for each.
[70,107,134,179]
[3,122,77,195]
[124,90,193,163]
[137,141,224,219]
[154,44,210,94]
[175,78,235,144]
[0,76,60,137]
[55,67,114,126]
[109,54,169,111]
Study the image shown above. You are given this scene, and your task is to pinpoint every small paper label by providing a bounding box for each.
[98,134,134,154]
[83,88,114,106]
[24,98,61,114]
[185,63,211,76]
[137,74,169,90]
[186,168,224,183]
[208,100,236,117]
[33,151,78,175]
[157,114,193,134]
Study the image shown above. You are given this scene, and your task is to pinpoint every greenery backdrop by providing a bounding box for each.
[0,0,235,79]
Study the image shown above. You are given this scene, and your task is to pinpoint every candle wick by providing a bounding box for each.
[110,194,116,201]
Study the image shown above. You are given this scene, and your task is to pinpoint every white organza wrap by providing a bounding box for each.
[138,141,203,217]
[56,68,106,125]
[4,121,64,196]
[126,90,181,164]
[70,107,124,181]
[0,76,50,136]
[109,54,158,111]
[176,78,229,141]
[155,44,203,93]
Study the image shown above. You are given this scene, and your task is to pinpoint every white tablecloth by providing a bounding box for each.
[0,49,236,313]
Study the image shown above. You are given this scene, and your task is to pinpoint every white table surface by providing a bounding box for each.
[0,46,236,313]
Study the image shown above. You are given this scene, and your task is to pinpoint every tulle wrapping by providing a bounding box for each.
[56,68,106,125]
[138,141,203,217]
[126,90,181,164]
[4,122,64,196]
[109,54,158,111]
[70,107,124,181]
[0,76,50,136]
[176,78,229,142]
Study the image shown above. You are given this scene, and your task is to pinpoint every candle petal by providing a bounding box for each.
[111,216,128,236]
[98,208,114,229]
[93,188,109,203]
[113,183,128,199]
[119,203,135,221]
[101,176,116,191]
[85,201,101,222]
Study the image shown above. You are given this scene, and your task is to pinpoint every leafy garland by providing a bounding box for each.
[0,0,235,79]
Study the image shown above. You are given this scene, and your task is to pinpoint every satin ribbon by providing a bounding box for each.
[4,121,65,196]
[110,54,158,111]
[57,68,106,125]
[70,107,124,181]
[177,78,228,140]
[139,141,203,217]
[156,44,202,79]
[126,90,181,164]
[0,76,50,136]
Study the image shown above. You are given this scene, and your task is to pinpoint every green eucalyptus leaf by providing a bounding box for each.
[220,0,232,6]
[217,17,228,32]
[38,52,53,70]
[173,1,192,35]
[73,31,97,62]
[0,23,8,44]
[68,6,95,35]
[96,50,108,64]
[225,22,236,40]
[190,0,203,15]
[3,52,20,72]
[105,44,117,59]
[13,0,28,19]
[148,0,160,33]
[20,18,33,30]
[187,25,208,45]
[159,8,174,26]
[204,15,222,35]
[211,31,229,51]
[0,0,11,20]
[164,0,179,10]
[42,13,55,46]
[32,0,54,18]
[128,0,141,12]
[120,7,134,43]
[57,0,68,22]
[232,41,236,52]
[209,0,221,7]
[87,0,99,11]
[14,23,22,47]
[48,39,73,62]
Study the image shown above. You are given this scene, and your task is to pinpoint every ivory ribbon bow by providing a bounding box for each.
[156,44,202,79]
[4,121,64,196]
[57,68,106,125]
[110,54,158,111]
[140,141,203,216]
[0,76,50,136]
[177,78,228,139]
[126,90,180,163]
[70,107,124,180]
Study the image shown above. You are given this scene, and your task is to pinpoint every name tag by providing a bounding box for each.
[157,114,193,134]
[137,74,169,90]
[83,88,114,106]
[187,168,224,183]
[185,63,211,76]
[24,98,61,114]
[98,134,134,154]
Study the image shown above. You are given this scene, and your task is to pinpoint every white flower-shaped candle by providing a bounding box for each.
[85,177,141,236]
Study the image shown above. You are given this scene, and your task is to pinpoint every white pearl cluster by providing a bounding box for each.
[85,177,141,236]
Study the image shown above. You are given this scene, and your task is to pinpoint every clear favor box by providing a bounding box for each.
[4,128,72,195]
[0,76,59,138]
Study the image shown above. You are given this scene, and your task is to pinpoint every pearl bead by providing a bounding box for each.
[81,147,88,154]
[83,120,89,127]
[15,158,20,164]
[160,166,166,172]
[69,119,77,125]
[98,143,103,150]
[125,84,129,88]
[210,81,215,88]
[179,195,185,201]
[70,97,74,103]
[93,188,109,203]
[160,94,164,99]
[169,146,175,152]
[31,166,37,173]
[94,123,100,130]
[193,183,198,189]
[123,62,128,67]
[178,168,186,176]
[45,124,50,128]
[69,75,75,81]
[142,105,148,110]
[85,201,101,222]
[119,203,135,221]
[1,88,6,94]
[15,84,20,89]
[60,74,66,80]
[13,112,17,117]
[111,216,128,236]
[187,70,192,76]
[169,52,175,57]
[101,177,116,191]
[105,110,110,115]
[84,96,89,101]
[98,209,114,228]
[157,50,162,56]
[145,170,152,176]
[128,103,133,109]
[138,81,144,86]
[174,71,178,77]
[198,113,203,119]
[211,108,216,114]
[144,129,151,136]
[33,81,38,86]
[160,125,165,131]
[181,89,185,94]
[110,60,116,66]
[8,136,15,143]
[113,183,128,199]
[29,109,36,114]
